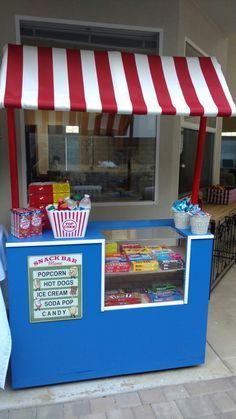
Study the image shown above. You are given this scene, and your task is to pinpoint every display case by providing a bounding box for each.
[6,220,214,388]
[103,226,189,309]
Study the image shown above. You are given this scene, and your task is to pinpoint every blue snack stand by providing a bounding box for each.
[3,43,235,391]
[6,219,213,389]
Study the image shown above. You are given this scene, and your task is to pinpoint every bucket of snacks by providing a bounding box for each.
[172,198,190,229]
[190,213,211,235]
[46,195,91,238]
[172,197,211,234]
[173,211,190,229]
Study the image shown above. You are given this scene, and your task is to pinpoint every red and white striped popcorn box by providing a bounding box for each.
[46,206,90,238]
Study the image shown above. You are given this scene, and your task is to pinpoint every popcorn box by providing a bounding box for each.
[11,209,31,238]
[28,208,43,236]
[46,206,90,238]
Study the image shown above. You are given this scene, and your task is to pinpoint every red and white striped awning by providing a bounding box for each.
[0,43,235,116]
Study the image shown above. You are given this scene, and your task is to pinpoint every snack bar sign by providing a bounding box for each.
[28,254,82,323]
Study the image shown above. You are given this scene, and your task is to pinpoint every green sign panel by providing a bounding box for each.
[28,254,82,323]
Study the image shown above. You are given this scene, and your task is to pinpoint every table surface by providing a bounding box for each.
[203,202,236,223]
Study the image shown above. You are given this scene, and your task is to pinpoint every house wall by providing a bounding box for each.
[0,0,231,227]
[178,0,229,186]
[223,34,236,132]
[226,34,236,100]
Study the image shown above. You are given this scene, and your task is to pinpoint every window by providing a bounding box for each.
[25,111,157,202]
[20,19,160,204]
[220,135,236,186]
[20,20,159,54]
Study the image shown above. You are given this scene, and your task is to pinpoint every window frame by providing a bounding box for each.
[24,110,157,205]
[15,15,162,208]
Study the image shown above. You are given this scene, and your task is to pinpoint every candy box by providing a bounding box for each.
[127,253,153,261]
[120,243,141,251]
[159,259,184,271]
[105,242,118,255]
[171,252,182,260]
[105,261,130,273]
[151,248,172,255]
[149,245,162,251]
[131,260,159,272]
[151,249,173,261]
[156,254,171,262]
[152,283,177,292]
[105,291,142,305]
[105,253,128,263]
[148,289,183,303]
[124,246,150,255]
[28,207,43,236]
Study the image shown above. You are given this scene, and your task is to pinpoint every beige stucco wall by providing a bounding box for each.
[223,34,236,132]
[179,0,229,185]
[0,0,232,227]
[224,35,236,100]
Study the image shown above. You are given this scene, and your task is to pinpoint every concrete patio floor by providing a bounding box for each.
[0,266,235,417]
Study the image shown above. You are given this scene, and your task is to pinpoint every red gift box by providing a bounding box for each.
[28,182,53,195]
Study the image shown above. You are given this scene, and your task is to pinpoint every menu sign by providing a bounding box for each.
[28,254,82,323]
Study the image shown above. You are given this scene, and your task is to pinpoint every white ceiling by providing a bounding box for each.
[193,0,236,35]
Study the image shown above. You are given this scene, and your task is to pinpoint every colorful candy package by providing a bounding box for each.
[105,261,131,273]
[105,242,118,255]
[159,259,184,270]
[131,260,159,272]
[148,289,183,303]
[120,243,142,251]
[127,253,153,261]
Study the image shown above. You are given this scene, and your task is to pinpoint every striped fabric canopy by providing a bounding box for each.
[0,44,235,116]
